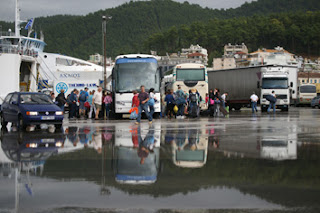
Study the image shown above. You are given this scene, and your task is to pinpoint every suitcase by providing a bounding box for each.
[219,106,228,116]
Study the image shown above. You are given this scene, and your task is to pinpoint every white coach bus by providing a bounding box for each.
[112,54,161,118]
[163,63,208,110]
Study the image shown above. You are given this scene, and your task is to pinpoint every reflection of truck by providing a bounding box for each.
[260,138,297,161]
[208,65,296,110]
[260,67,290,112]
[295,84,317,106]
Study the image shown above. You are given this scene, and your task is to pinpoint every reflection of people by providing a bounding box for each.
[93,132,102,154]
[175,125,186,149]
[65,126,79,147]
[137,126,155,164]
[184,129,198,151]
[130,125,139,148]
[79,127,89,148]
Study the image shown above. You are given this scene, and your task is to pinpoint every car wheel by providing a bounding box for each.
[318,105,320,109]
[1,114,8,128]
[17,115,26,131]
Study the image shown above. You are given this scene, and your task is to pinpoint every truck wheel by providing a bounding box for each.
[234,107,241,111]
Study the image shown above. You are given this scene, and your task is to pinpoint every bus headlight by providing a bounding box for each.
[284,99,288,103]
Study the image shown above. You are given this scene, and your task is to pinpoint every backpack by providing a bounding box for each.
[79,91,87,102]
[266,95,277,103]
[190,94,197,103]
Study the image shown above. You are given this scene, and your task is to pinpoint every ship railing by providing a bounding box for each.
[0,31,15,36]
[0,44,38,57]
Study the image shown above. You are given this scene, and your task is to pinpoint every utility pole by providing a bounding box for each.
[102,15,112,90]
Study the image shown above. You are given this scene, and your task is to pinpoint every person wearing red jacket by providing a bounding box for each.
[132,90,140,107]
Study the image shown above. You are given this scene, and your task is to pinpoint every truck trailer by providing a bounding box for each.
[208,65,296,111]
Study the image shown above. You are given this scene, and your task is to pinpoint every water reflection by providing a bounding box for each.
[170,127,208,168]
[0,129,64,212]
[113,125,160,184]
[0,121,319,211]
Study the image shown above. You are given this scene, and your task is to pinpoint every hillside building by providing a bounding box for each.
[249,46,298,67]
[212,43,248,70]
[156,44,208,73]
[298,72,320,85]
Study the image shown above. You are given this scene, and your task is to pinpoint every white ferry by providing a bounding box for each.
[0,0,110,103]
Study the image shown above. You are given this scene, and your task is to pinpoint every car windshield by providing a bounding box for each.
[20,94,53,105]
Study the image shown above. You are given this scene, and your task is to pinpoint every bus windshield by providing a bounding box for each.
[115,147,158,177]
[262,78,288,89]
[115,62,160,93]
[300,85,316,93]
[176,68,205,81]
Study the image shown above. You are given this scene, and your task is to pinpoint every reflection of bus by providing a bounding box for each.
[163,63,208,110]
[260,139,297,161]
[172,128,208,168]
[296,84,317,106]
[113,125,160,184]
[112,54,161,117]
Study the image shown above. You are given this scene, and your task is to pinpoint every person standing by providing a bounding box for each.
[148,88,156,118]
[88,90,95,119]
[56,89,67,111]
[221,92,228,108]
[136,85,152,125]
[93,86,103,120]
[268,90,277,113]
[103,92,113,119]
[208,89,215,117]
[165,89,175,118]
[132,90,140,108]
[213,88,221,117]
[79,87,89,118]
[250,92,259,113]
[68,89,78,119]
[175,86,186,119]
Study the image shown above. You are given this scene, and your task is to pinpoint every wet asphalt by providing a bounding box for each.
[0,107,320,213]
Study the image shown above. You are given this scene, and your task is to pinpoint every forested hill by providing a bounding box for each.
[0,0,320,59]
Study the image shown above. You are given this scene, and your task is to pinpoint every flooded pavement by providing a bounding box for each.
[1,107,320,213]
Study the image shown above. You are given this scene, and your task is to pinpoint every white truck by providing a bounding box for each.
[260,67,291,112]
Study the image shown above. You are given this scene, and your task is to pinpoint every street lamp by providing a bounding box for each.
[102,15,112,90]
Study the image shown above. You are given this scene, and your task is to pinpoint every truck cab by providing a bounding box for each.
[260,67,290,111]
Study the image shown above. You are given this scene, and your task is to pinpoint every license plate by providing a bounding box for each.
[41,116,55,120]
[41,139,55,143]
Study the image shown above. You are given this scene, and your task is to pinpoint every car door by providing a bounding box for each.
[7,93,20,122]
[1,93,13,121]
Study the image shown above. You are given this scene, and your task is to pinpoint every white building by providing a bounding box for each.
[181,44,208,65]
[224,43,248,56]
[249,46,298,67]
[213,56,236,70]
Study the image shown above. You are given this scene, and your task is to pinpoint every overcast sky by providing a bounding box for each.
[0,0,254,22]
